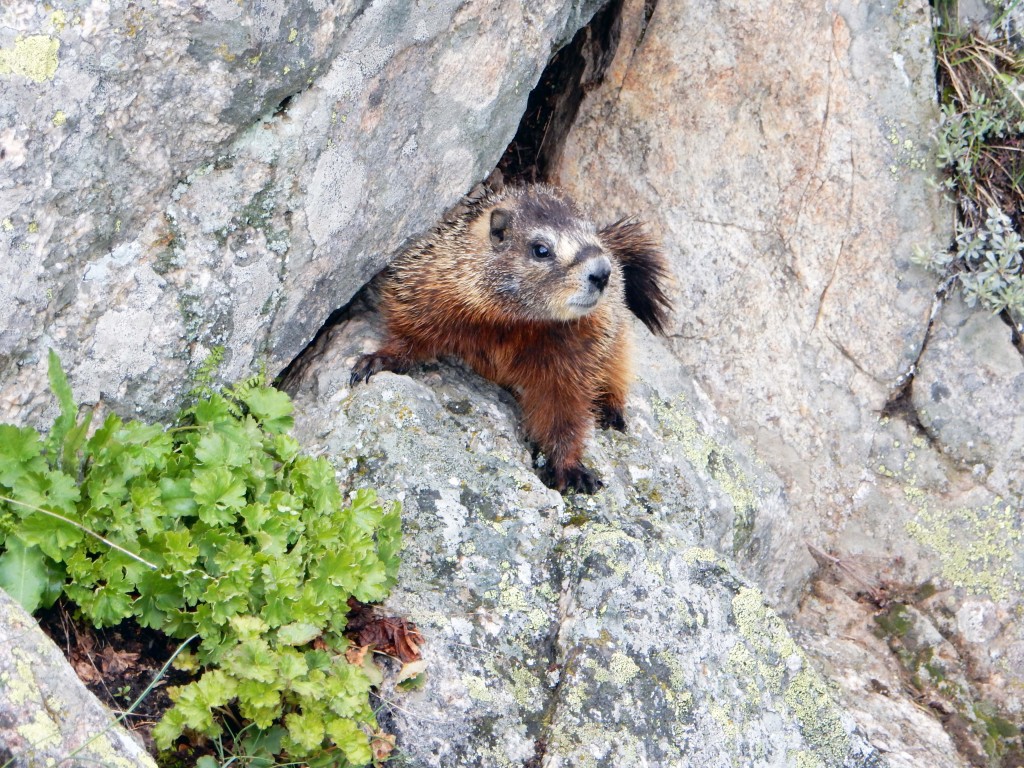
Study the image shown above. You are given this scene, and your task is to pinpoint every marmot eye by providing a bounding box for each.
[532,243,551,259]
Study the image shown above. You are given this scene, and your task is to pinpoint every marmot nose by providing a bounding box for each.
[588,259,611,292]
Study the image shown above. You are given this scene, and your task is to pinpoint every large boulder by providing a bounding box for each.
[0,0,602,424]
[284,310,894,767]
[556,0,948,602]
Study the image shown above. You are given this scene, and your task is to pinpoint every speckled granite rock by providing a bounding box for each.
[284,308,885,767]
[552,0,1024,762]
[0,588,157,768]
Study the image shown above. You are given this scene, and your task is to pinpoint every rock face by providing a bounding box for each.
[0,588,157,768]
[557,0,948,593]
[557,0,1024,762]
[285,312,888,768]
[0,0,602,424]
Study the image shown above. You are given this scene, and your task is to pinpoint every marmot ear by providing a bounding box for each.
[490,209,510,246]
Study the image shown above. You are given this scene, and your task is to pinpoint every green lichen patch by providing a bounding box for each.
[884,117,929,177]
[653,397,761,553]
[731,587,852,763]
[0,35,60,83]
[783,669,848,765]
[905,499,1022,601]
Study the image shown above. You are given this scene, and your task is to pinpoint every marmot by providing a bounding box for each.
[350,184,671,493]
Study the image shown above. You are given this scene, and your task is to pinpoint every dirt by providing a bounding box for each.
[36,600,192,755]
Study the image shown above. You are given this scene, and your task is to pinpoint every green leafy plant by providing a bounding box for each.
[921,25,1024,324]
[0,352,401,766]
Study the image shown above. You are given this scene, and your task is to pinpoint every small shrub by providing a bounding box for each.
[0,352,401,766]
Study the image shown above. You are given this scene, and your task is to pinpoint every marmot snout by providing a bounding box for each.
[351,184,671,494]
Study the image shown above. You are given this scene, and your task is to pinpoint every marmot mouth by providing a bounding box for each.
[567,296,601,312]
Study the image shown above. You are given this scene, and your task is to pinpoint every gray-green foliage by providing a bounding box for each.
[921,30,1024,323]
[952,208,1024,312]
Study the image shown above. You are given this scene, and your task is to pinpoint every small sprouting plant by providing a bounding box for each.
[0,352,401,766]
[922,26,1024,324]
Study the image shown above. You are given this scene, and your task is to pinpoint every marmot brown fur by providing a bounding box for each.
[350,184,671,493]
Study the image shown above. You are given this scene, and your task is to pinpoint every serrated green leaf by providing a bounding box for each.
[376,502,402,584]
[151,707,189,750]
[194,430,248,468]
[0,425,44,487]
[84,413,122,455]
[228,638,278,683]
[78,573,135,627]
[166,669,238,738]
[84,466,129,515]
[229,614,270,640]
[275,647,309,682]
[284,709,325,753]
[191,467,246,525]
[324,717,372,766]
[189,394,232,425]
[241,387,294,434]
[159,476,197,517]
[292,457,340,514]
[277,621,321,647]
[135,569,186,630]
[15,500,84,561]
[44,469,81,512]
[323,661,372,719]
[351,560,390,604]
[236,679,282,729]
[159,528,199,570]
[203,582,251,626]
[272,434,301,463]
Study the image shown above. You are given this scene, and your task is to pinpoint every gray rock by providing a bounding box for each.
[551,0,1024,761]
[912,295,1024,498]
[0,588,157,768]
[556,0,949,608]
[798,587,969,768]
[0,0,603,424]
[286,307,884,767]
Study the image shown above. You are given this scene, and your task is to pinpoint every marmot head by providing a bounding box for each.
[469,186,622,323]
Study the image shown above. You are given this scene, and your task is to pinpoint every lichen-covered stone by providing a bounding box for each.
[285,309,883,767]
[0,0,603,424]
[0,588,157,768]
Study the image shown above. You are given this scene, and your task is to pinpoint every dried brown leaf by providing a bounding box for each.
[371,731,396,762]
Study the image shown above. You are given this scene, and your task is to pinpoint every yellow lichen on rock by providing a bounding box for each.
[0,35,60,83]
[906,500,1022,601]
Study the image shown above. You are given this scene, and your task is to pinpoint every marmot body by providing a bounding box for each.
[351,184,670,493]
